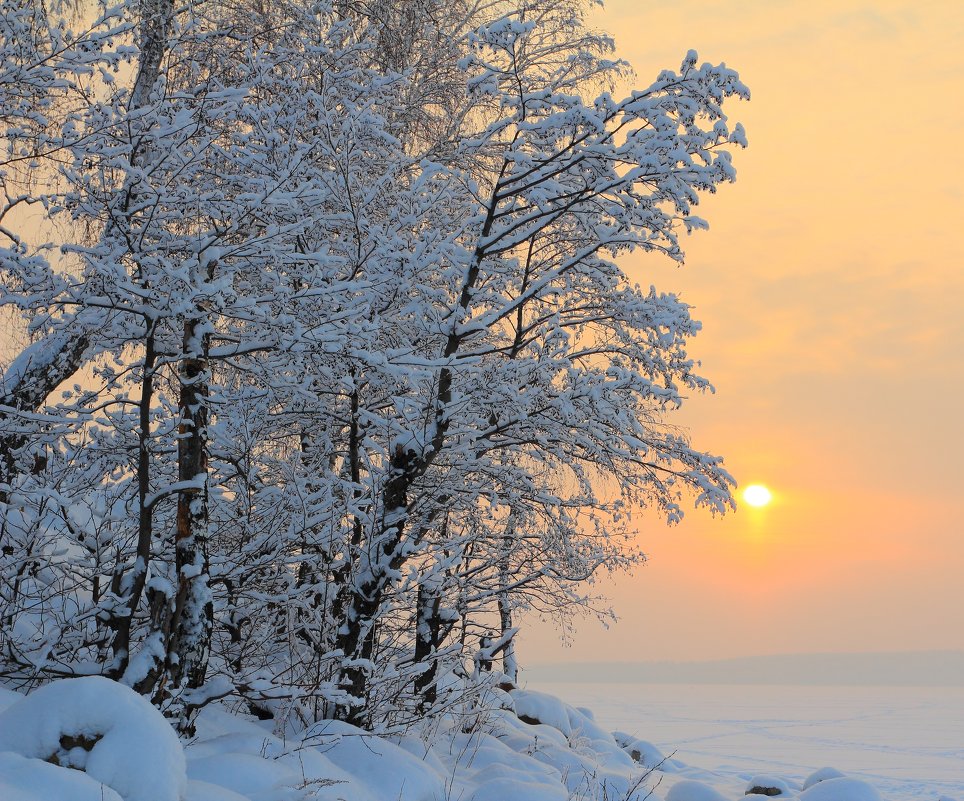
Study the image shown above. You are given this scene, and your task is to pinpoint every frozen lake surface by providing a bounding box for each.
[528,682,964,800]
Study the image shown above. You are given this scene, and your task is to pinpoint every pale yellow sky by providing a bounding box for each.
[520,0,964,664]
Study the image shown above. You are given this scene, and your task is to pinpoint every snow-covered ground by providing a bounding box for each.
[0,676,961,800]
[529,681,964,801]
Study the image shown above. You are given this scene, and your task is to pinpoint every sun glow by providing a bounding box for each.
[742,484,772,508]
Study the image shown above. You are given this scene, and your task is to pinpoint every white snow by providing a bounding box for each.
[0,686,21,713]
[665,779,729,801]
[511,688,574,735]
[533,681,964,801]
[301,718,446,801]
[0,751,123,801]
[803,767,847,789]
[0,677,960,801]
[614,730,683,771]
[798,777,882,801]
[184,780,250,801]
[0,676,186,801]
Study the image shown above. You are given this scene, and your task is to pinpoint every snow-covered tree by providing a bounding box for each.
[1,0,747,731]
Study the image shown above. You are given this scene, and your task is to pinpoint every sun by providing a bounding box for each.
[742,484,772,508]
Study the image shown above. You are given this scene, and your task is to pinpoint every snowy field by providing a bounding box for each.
[2,676,962,800]
[529,681,964,801]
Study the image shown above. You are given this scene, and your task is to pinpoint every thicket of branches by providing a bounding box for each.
[0,0,747,732]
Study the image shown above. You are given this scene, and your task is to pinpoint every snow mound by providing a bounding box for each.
[745,774,792,795]
[484,701,653,799]
[0,676,186,801]
[511,689,573,735]
[613,730,683,771]
[186,752,305,800]
[798,776,882,801]
[665,779,729,801]
[0,686,22,713]
[508,689,636,780]
[302,719,445,801]
[802,767,846,790]
[185,780,251,801]
[469,775,569,801]
[0,751,124,801]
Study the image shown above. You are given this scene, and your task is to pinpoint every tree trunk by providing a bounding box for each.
[497,524,517,683]
[334,444,417,726]
[331,154,506,725]
[135,308,213,728]
[413,578,442,709]
[163,314,214,703]
[110,328,157,680]
[497,593,517,683]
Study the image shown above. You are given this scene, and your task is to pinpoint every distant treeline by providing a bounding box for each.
[527,651,964,686]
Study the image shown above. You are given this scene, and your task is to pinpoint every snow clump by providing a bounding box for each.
[0,676,186,801]
[802,766,847,790]
[0,751,124,801]
[798,776,882,801]
[613,730,682,771]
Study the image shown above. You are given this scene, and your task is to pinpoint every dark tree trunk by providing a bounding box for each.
[165,315,214,697]
[331,164,504,725]
[497,594,516,683]
[136,312,214,728]
[334,444,418,726]
[413,580,442,709]
[110,329,157,679]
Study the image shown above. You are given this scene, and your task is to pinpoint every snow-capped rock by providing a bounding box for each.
[0,676,185,801]
[745,774,792,796]
[802,767,846,790]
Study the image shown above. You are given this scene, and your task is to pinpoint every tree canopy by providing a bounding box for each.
[0,0,747,731]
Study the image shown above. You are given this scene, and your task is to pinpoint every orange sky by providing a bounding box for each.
[520,0,964,664]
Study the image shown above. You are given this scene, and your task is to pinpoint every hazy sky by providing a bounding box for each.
[519,0,964,664]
